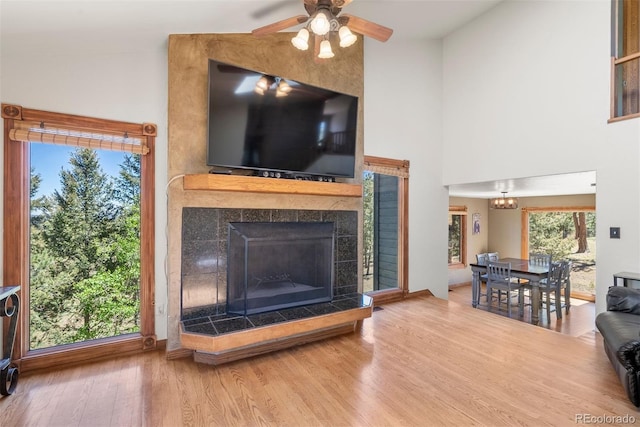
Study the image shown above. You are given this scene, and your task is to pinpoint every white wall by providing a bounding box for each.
[442,0,640,314]
[364,38,450,298]
[443,0,607,184]
[596,119,640,313]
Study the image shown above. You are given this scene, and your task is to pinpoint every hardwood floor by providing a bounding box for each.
[448,284,597,339]
[1,291,634,426]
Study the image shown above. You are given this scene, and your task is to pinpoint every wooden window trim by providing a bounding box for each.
[448,206,468,268]
[448,206,468,214]
[363,155,409,304]
[607,109,640,123]
[1,104,157,372]
[610,0,640,121]
[363,156,410,178]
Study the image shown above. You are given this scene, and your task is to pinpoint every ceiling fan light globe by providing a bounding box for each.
[310,11,331,36]
[278,79,292,93]
[291,28,309,50]
[256,76,270,91]
[318,40,335,58]
[338,26,357,48]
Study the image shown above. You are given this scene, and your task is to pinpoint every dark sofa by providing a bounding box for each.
[595,286,640,407]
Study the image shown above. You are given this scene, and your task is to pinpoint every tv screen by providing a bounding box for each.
[207,59,358,179]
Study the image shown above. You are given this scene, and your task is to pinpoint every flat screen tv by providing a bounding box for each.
[207,59,358,180]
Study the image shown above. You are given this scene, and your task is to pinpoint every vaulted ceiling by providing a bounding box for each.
[2,0,594,198]
[0,0,503,54]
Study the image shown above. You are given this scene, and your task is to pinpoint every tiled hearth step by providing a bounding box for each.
[180,293,372,365]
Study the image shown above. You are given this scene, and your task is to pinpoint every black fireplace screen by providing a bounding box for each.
[227,222,335,315]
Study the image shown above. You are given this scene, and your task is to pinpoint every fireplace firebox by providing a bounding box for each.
[227,222,334,315]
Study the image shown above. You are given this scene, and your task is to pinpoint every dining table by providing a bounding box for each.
[470,257,549,325]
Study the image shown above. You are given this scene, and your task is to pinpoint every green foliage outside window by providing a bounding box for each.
[529,212,595,259]
[448,215,462,264]
[29,148,141,349]
[363,171,374,277]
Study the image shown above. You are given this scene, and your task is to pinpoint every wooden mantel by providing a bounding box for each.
[183,174,362,198]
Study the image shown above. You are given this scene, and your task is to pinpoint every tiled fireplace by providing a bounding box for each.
[180,208,361,338]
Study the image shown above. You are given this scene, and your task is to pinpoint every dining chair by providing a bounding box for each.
[486,261,524,318]
[523,252,553,309]
[476,253,490,303]
[536,261,564,323]
[483,252,502,301]
[476,253,488,264]
[478,252,503,303]
[528,252,553,281]
[529,253,552,268]
[487,252,499,262]
[559,260,572,314]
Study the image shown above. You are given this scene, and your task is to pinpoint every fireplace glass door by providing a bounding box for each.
[227,222,334,315]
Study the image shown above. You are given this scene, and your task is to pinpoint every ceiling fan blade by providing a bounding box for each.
[340,14,393,42]
[304,0,318,16]
[252,15,309,37]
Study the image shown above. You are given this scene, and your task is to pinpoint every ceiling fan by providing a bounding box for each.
[252,0,393,59]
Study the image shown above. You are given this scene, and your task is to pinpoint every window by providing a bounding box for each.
[611,0,640,120]
[521,206,596,300]
[448,206,467,268]
[1,103,157,372]
[362,156,409,303]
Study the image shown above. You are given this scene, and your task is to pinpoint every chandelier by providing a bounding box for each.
[290,3,358,59]
[491,192,518,209]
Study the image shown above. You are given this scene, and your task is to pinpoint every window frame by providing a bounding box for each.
[448,206,468,269]
[520,205,596,301]
[362,155,409,304]
[610,0,640,122]
[1,103,157,372]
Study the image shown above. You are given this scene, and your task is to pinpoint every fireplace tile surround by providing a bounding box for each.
[181,207,359,336]
[181,293,369,337]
